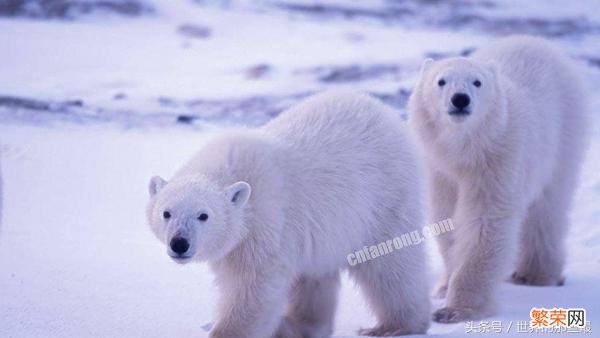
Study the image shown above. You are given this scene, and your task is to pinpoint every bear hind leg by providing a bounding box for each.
[511,183,570,286]
[350,249,430,336]
[275,272,340,338]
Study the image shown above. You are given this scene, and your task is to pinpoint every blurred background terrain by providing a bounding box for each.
[1,0,600,127]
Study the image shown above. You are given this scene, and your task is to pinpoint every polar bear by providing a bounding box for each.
[408,35,589,323]
[146,92,431,337]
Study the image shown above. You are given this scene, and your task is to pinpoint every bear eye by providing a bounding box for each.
[473,80,481,87]
[198,213,209,221]
[163,211,171,219]
[438,79,446,87]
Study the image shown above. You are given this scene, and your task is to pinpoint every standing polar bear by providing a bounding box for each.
[147,92,430,337]
[409,35,589,323]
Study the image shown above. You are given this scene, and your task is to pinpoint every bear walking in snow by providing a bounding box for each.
[147,92,430,337]
[409,36,589,323]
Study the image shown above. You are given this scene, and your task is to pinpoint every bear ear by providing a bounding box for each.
[226,181,251,208]
[149,176,167,196]
[420,58,434,74]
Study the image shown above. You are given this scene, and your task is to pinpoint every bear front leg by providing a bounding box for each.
[433,178,521,323]
[428,169,458,298]
[210,262,293,338]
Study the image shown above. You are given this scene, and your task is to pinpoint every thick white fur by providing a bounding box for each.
[147,92,430,337]
[409,36,589,323]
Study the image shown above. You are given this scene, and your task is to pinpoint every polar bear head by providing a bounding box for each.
[146,175,251,263]
[412,57,501,129]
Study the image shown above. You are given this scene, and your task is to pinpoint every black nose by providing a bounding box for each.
[170,237,190,255]
[451,93,470,109]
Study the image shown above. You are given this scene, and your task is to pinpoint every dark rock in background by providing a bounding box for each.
[299,63,402,83]
[270,0,600,37]
[245,64,272,79]
[176,115,195,124]
[0,96,82,111]
[0,0,153,19]
[113,93,127,101]
[424,47,475,60]
[0,89,413,128]
[580,56,600,69]
[177,23,212,39]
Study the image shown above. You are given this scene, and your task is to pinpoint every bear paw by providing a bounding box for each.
[433,306,476,323]
[510,271,565,286]
[358,325,413,336]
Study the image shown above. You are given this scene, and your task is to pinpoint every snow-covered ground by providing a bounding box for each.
[0,1,599,337]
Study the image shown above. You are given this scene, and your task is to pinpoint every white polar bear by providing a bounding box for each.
[147,92,431,337]
[409,35,589,323]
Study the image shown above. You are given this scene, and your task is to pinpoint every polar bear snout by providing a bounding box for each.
[450,93,471,115]
[169,236,190,258]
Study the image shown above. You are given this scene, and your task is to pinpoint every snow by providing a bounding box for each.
[0,0,599,337]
